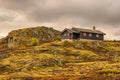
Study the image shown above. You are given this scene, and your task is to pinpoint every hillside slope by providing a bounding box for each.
[0,26,120,79]
[0,40,120,79]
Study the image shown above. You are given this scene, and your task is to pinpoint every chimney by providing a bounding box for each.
[93,26,96,30]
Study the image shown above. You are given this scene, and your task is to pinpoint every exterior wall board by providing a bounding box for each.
[62,30,104,40]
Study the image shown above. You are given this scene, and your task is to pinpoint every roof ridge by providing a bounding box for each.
[72,27,97,31]
[71,27,106,35]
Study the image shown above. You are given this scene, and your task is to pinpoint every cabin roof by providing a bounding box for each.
[62,27,106,35]
[62,28,79,34]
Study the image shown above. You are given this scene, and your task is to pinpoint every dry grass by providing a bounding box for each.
[0,40,120,79]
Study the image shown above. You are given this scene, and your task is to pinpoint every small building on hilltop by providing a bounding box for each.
[61,27,106,40]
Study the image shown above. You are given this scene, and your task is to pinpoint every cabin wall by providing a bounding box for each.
[62,31,73,39]
[98,34,104,40]
[62,30,104,40]
[73,33,80,39]
[80,32,104,40]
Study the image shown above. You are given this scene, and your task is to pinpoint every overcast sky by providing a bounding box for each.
[0,0,120,40]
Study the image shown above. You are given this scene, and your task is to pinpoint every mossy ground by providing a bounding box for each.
[0,40,120,80]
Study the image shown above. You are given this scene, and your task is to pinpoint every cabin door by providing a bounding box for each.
[69,33,72,39]
[73,33,80,39]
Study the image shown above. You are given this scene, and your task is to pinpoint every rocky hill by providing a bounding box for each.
[0,26,120,79]
[8,26,61,41]
[0,26,61,48]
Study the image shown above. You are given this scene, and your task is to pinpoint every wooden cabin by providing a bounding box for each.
[62,27,106,40]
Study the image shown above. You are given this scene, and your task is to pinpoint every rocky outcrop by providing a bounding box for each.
[0,26,61,47]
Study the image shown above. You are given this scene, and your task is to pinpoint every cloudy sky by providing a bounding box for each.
[0,0,120,40]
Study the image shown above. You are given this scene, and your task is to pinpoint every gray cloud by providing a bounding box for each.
[0,0,120,39]
[0,14,14,22]
[0,9,19,22]
[0,0,35,11]
[1,0,120,25]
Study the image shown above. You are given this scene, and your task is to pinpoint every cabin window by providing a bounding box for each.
[64,33,67,36]
[96,34,99,37]
[64,33,70,36]
[89,33,92,37]
[83,33,87,36]
[67,33,70,36]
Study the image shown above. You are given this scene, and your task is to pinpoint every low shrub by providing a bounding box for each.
[62,41,74,47]
[40,58,65,67]
[0,64,13,74]
[79,50,100,61]
[63,48,79,56]
[30,38,39,46]
[97,69,120,75]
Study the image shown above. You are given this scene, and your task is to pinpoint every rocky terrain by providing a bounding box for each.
[0,26,120,80]
[0,26,61,49]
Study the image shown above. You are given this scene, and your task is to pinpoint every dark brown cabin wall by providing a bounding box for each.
[62,30,73,39]
[99,34,104,40]
[62,31,69,39]
[61,29,105,40]
[80,32,104,40]
[73,33,80,39]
